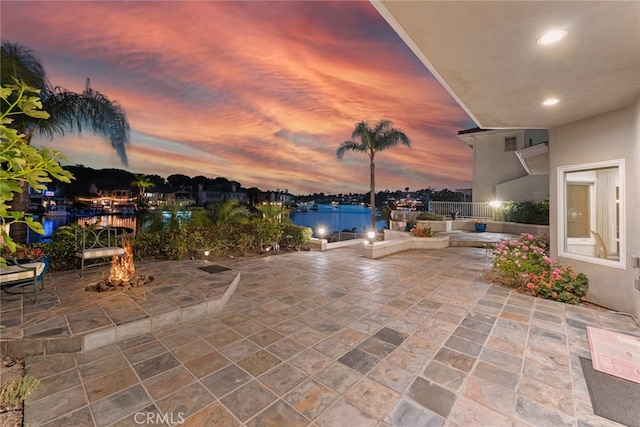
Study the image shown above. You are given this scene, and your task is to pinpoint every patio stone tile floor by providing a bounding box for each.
[1,233,639,426]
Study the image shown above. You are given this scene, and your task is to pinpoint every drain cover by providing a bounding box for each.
[198,265,231,274]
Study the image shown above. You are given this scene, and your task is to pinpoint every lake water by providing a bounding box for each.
[28,203,385,242]
[289,204,386,237]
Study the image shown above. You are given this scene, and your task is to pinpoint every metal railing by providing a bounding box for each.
[428,201,491,219]
[391,202,492,221]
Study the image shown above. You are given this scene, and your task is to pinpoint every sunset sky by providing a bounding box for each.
[1,1,476,195]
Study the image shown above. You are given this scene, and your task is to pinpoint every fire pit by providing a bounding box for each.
[85,240,153,292]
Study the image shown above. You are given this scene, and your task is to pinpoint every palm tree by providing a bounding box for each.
[1,41,130,242]
[336,119,410,229]
[131,175,154,209]
[208,199,250,226]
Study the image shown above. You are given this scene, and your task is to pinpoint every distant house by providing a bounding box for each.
[197,182,247,205]
[75,182,135,212]
[145,187,195,208]
[457,128,549,203]
[265,189,292,205]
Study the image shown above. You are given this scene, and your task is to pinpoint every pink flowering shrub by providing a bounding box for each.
[526,267,588,304]
[490,233,550,282]
[490,233,588,304]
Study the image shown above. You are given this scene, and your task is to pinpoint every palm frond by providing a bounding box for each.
[1,41,130,165]
[40,85,130,165]
[0,41,49,92]
[336,140,367,159]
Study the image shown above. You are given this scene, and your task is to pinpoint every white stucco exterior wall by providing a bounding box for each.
[549,97,640,317]
[469,130,528,202]
[495,174,549,201]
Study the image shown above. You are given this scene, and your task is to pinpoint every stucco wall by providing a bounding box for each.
[495,174,549,201]
[472,130,527,202]
[549,98,640,317]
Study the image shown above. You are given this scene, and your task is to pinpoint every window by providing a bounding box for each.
[558,159,625,267]
[504,136,517,151]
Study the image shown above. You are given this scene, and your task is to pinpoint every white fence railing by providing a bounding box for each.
[390,202,492,221]
[428,201,492,219]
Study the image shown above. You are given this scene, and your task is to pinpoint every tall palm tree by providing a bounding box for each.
[131,175,154,209]
[1,41,130,242]
[336,119,410,229]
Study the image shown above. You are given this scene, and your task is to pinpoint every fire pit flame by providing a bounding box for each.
[109,239,135,282]
[85,240,153,292]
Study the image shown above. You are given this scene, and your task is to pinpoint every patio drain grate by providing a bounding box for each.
[198,264,231,274]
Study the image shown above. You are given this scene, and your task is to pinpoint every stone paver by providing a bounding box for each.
[2,239,638,426]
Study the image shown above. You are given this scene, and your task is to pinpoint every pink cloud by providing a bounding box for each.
[1,1,474,194]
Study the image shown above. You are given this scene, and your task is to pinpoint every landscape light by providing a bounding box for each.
[204,250,210,262]
[318,227,326,239]
[367,230,376,244]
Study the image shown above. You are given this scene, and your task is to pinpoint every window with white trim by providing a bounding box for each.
[558,159,625,268]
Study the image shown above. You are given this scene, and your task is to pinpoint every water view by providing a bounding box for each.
[289,204,386,237]
[28,203,386,243]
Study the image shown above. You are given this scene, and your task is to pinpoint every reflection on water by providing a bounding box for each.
[289,204,385,237]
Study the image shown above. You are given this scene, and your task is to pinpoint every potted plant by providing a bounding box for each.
[405,218,416,231]
[474,218,487,232]
[410,226,433,237]
[5,247,49,279]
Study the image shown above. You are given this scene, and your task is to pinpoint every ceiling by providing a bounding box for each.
[371,1,640,129]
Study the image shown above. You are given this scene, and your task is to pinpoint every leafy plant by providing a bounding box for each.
[526,266,589,304]
[410,226,433,237]
[490,233,588,304]
[491,233,551,283]
[279,223,312,250]
[503,199,549,225]
[0,374,39,409]
[208,199,250,225]
[1,79,73,266]
[416,212,445,221]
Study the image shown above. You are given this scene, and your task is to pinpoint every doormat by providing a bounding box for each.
[198,265,231,274]
[586,326,640,384]
[579,357,640,427]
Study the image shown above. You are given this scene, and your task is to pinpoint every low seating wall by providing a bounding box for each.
[364,235,449,259]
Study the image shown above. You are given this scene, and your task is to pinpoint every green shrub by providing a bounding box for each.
[491,233,551,282]
[490,233,588,304]
[416,212,445,221]
[37,222,317,268]
[279,224,312,249]
[503,200,549,225]
[526,267,589,304]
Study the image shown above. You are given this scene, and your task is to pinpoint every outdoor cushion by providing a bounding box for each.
[0,262,45,284]
[76,247,125,259]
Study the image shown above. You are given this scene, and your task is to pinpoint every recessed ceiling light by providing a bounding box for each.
[537,30,567,45]
[543,98,560,106]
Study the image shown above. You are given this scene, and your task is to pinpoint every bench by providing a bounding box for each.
[0,260,46,303]
[75,228,126,277]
